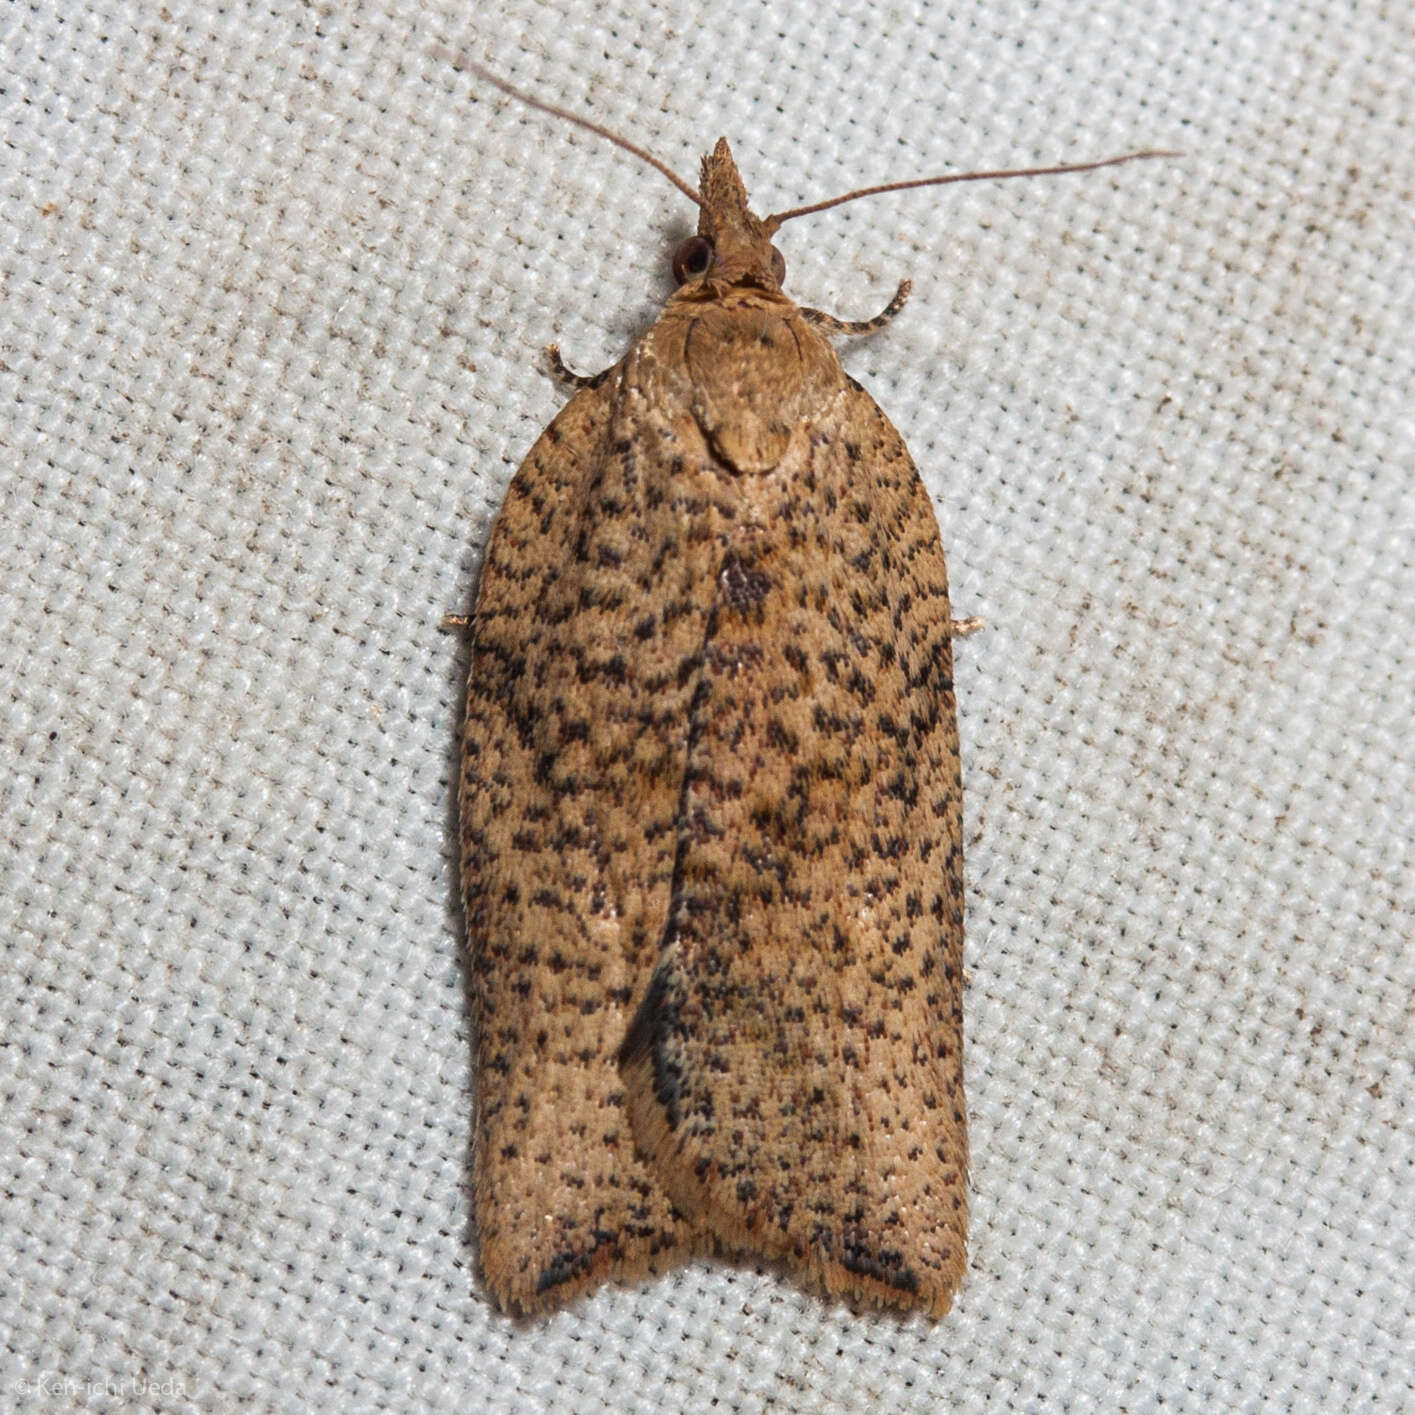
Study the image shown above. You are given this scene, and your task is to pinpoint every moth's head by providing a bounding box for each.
[671,139,787,294]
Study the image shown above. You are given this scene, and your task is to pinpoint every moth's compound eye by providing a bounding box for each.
[770,247,786,285]
[672,235,714,284]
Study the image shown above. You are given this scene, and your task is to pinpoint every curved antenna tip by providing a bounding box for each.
[770,148,1180,226]
[433,49,703,209]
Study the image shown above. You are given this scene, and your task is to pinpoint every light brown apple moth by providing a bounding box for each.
[452,61,1166,1316]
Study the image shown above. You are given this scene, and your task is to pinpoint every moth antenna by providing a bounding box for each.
[436,50,704,209]
[768,149,1180,225]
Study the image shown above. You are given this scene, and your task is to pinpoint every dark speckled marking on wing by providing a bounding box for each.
[461,373,712,1313]
[465,133,968,1318]
[619,365,968,1318]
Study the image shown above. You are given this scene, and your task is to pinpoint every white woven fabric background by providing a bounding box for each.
[2,1,1410,1411]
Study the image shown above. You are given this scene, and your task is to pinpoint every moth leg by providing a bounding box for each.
[801,279,911,336]
[546,344,613,389]
[949,614,985,637]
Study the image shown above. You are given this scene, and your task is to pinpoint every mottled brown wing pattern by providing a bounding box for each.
[462,375,714,1311]
[458,87,1165,1318]
[467,151,968,1318]
[620,373,968,1316]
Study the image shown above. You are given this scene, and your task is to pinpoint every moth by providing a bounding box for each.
[453,62,1165,1315]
